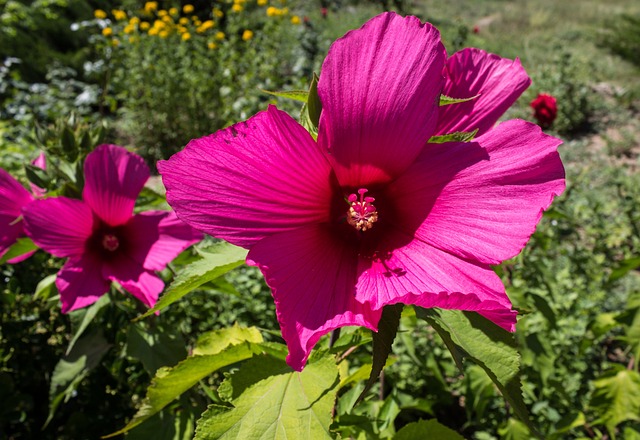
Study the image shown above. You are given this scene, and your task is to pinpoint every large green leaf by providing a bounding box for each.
[193,324,263,356]
[608,256,640,283]
[415,308,534,434]
[137,242,247,319]
[46,330,111,427]
[194,354,339,440]
[67,294,110,354]
[107,342,257,437]
[590,367,640,438]
[395,419,465,440]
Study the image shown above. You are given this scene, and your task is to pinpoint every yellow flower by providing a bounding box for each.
[179,17,189,25]
[182,32,191,41]
[112,38,120,46]
[129,16,140,25]
[266,6,277,16]
[158,10,167,17]
[123,24,135,34]
[102,27,113,37]
[208,42,217,49]
[197,20,214,32]
[128,36,138,43]
[215,31,225,40]
[169,7,178,16]
[290,15,300,24]
[183,4,194,14]
[144,2,158,13]
[159,30,169,38]
[281,7,289,14]
[232,4,243,12]
[148,27,159,35]
[257,0,268,4]
[140,21,150,30]
[161,15,173,23]
[153,20,165,29]
[94,9,107,19]
[112,9,127,20]
[213,8,224,18]
[242,29,253,41]
[194,19,202,26]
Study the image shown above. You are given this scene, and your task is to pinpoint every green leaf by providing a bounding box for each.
[46,330,111,427]
[416,308,535,435]
[193,324,263,356]
[306,72,321,129]
[24,163,50,189]
[549,411,586,439]
[125,409,195,440]
[439,93,480,106]
[590,367,640,437]
[61,126,78,161]
[395,419,465,440]
[498,418,531,440]
[136,242,247,319]
[217,354,291,402]
[0,237,38,264]
[429,129,479,144]
[126,322,188,375]
[357,304,403,404]
[34,273,57,299]
[194,354,339,440]
[259,88,308,103]
[608,256,640,283]
[67,294,110,354]
[107,342,256,437]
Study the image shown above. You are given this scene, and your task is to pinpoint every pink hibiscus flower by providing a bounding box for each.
[0,153,47,264]
[159,13,565,370]
[23,144,202,313]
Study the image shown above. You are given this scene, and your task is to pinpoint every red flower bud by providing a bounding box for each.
[530,93,557,128]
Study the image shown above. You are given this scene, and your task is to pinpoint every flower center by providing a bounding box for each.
[347,188,378,232]
[102,234,120,252]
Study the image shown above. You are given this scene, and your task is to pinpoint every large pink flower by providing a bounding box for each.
[159,13,565,370]
[0,168,35,263]
[23,145,202,313]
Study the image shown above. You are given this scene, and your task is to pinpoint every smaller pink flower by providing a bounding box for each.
[0,169,35,263]
[22,145,202,313]
[531,93,558,128]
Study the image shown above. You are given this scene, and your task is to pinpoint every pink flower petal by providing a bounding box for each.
[355,228,516,331]
[1,168,33,262]
[56,254,111,313]
[436,48,531,137]
[83,144,149,227]
[159,106,336,249]
[22,197,94,258]
[246,225,382,371]
[102,253,164,308]
[317,12,446,187]
[388,119,564,265]
[124,211,202,271]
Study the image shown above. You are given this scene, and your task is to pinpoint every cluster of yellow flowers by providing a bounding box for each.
[95,1,300,49]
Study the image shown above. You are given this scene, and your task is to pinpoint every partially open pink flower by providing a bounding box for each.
[23,145,202,313]
[0,169,35,263]
[531,93,558,128]
[159,12,565,370]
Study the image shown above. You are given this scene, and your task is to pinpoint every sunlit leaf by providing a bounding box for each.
[259,88,308,102]
[590,367,640,437]
[193,324,263,356]
[439,93,480,106]
[429,129,478,144]
[0,237,38,264]
[194,354,339,440]
[137,241,247,319]
[395,419,465,440]
[608,256,640,283]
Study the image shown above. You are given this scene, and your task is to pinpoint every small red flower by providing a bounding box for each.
[472,25,479,34]
[321,7,327,18]
[530,93,558,128]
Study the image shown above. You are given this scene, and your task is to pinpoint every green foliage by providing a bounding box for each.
[589,367,640,438]
[599,13,640,67]
[395,419,465,440]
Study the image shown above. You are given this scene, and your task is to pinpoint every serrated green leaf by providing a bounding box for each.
[416,308,535,435]
[193,324,263,356]
[395,419,465,440]
[429,129,479,144]
[67,294,110,354]
[46,330,111,427]
[137,242,247,319]
[357,304,403,404]
[0,237,38,264]
[590,367,640,438]
[218,354,290,402]
[259,88,308,102]
[194,354,339,440]
[439,93,480,106]
[106,342,256,437]
[126,322,187,375]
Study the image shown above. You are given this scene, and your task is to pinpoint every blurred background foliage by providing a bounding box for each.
[1,0,640,439]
